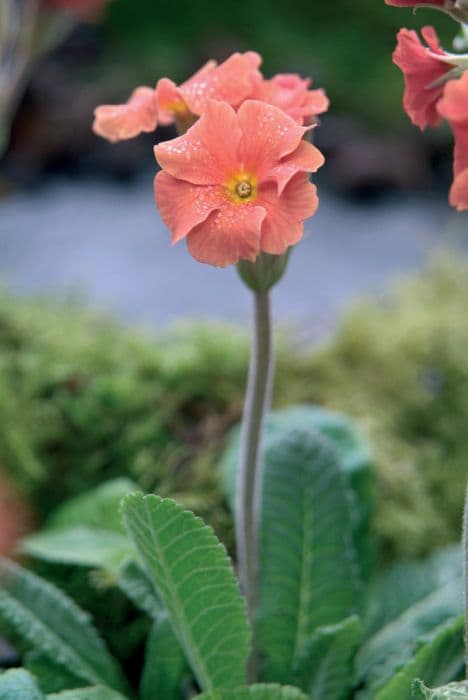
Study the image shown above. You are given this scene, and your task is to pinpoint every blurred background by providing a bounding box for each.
[0,0,467,570]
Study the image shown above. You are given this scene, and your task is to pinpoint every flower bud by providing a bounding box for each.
[237,251,291,292]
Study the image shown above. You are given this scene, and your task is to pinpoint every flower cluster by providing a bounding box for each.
[387,0,468,209]
[94,53,328,267]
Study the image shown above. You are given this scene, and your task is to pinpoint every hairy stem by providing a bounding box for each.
[464,485,468,677]
[236,289,273,669]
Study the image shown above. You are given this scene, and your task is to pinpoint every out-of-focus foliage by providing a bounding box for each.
[0,254,467,563]
[96,0,457,128]
[307,254,468,562]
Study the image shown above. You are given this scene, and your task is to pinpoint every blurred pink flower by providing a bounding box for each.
[154,99,324,268]
[437,71,468,209]
[252,73,329,124]
[386,0,446,6]
[42,0,109,21]
[155,52,262,127]
[93,87,158,143]
[393,26,455,128]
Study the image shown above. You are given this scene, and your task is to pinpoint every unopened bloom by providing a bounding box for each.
[393,26,458,128]
[93,87,158,143]
[437,71,468,209]
[155,52,262,127]
[251,73,329,125]
[154,99,324,267]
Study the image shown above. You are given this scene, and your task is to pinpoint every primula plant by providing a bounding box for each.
[0,41,467,700]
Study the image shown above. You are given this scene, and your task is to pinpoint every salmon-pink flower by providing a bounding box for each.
[251,73,329,125]
[437,71,468,209]
[154,99,324,268]
[155,52,262,127]
[93,87,158,143]
[393,26,457,128]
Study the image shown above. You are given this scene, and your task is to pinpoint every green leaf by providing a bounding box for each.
[0,669,44,700]
[140,614,187,700]
[117,560,161,618]
[196,684,309,700]
[256,428,363,683]
[364,546,462,638]
[413,680,468,698]
[21,527,133,575]
[122,493,251,691]
[47,479,139,534]
[0,559,127,694]
[373,616,465,700]
[294,616,362,700]
[356,562,463,693]
[48,688,128,699]
[24,651,84,695]
[221,405,374,580]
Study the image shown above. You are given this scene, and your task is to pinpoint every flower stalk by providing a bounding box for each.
[236,287,273,641]
[464,485,468,677]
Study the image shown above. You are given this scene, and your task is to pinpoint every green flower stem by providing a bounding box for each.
[464,485,468,677]
[236,289,273,661]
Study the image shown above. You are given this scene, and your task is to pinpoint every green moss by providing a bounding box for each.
[1,254,467,563]
[307,254,468,561]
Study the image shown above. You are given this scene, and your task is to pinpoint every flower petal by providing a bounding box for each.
[268,139,325,194]
[450,169,468,210]
[237,100,307,181]
[437,72,468,210]
[186,202,266,267]
[154,100,241,185]
[154,171,222,244]
[258,174,319,255]
[392,27,452,129]
[93,87,157,143]
[155,78,188,126]
[253,74,329,124]
[181,52,262,114]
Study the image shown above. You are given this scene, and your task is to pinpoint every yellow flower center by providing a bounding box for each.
[166,98,189,116]
[236,181,253,198]
[227,173,257,204]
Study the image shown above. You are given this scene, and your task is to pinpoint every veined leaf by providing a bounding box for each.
[0,559,127,694]
[48,687,128,699]
[413,680,468,698]
[294,616,362,700]
[356,571,463,692]
[140,614,187,700]
[374,616,465,700]
[122,493,251,691]
[47,479,139,534]
[196,684,309,700]
[20,527,133,575]
[220,405,374,579]
[256,428,362,683]
[0,669,44,699]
